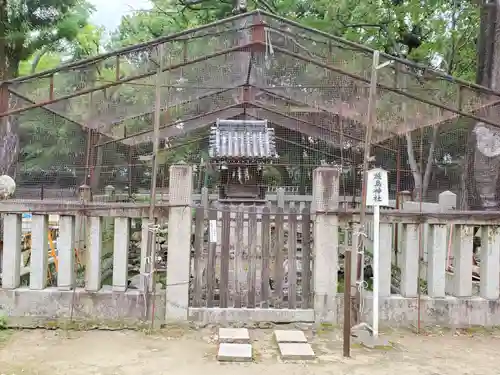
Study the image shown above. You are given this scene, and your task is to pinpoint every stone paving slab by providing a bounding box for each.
[274,330,308,343]
[218,328,250,343]
[278,343,315,360]
[217,343,253,362]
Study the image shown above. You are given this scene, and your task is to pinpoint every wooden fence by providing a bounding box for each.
[189,204,313,309]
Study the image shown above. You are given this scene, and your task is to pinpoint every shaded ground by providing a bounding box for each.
[0,325,496,375]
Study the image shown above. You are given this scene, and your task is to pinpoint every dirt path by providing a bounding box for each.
[0,326,497,375]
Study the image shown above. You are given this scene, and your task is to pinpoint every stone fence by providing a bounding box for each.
[0,165,499,328]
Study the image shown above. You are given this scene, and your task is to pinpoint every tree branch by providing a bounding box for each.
[422,126,439,198]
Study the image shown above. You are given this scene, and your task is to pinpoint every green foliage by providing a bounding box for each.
[4,0,94,77]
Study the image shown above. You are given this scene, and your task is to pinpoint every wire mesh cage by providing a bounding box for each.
[4,10,500,205]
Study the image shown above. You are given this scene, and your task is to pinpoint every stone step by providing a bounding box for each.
[274,330,315,360]
[274,330,307,343]
[217,343,252,362]
[218,328,250,344]
[278,343,315,360]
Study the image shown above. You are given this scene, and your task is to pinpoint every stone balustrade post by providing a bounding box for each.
[104,185,116,202]
[113,217,130,291]
[166,165,193,321]
[400,223,419,297]
[58,215,76,290]
[427,191,456,298]
[30,214,49,290]
[312,167,339,323]
[2,214,21,289]
[480,226,500,299]
[277,187,285,209]
[396,190,412,266]
[452,225,474,297]
[86,216,102,292]
[379,223,393,297]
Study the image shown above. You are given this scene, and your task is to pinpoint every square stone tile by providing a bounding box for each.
[274,330,308,343]
[278,343,315,360]
[217,343,252,362]
[218,328,250,343]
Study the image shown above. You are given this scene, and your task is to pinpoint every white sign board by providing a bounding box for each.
[366,168,389,207]
[209,220,217,243]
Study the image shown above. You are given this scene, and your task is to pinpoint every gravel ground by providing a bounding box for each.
[0,325,495,375]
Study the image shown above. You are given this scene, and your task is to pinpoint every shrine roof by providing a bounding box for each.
[208,119,278,161]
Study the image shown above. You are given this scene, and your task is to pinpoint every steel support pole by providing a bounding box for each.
[145,43,164,328]
[355,50,379,324]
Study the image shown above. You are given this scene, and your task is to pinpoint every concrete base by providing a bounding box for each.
[218,328,250,343]
[352,329,391,349]
[189,307,314,323]
[3,289,500,328]
[337,294,500,328]
[0,287,164,328]
[278,343,315,360]
[217,343,252,362]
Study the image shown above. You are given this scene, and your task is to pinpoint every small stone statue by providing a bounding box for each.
[0,175,15,200]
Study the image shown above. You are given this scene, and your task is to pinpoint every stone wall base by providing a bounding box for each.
[1,289,500,328]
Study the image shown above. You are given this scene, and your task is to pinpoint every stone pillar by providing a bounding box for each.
[2,214,21,289]
[201,186,209,208]
[312,167,339,323]
[113,217,130,291]
[104,185,116,202]
[427,224,447,297]
[166,165,193,321]
[453,225,474,297]
[379,223,393,297]
[277,187,285,209]
[437,190,456,279]
[396,190,412,266]
[438,190,457,210]
[480,226,500,299]
[30,214,49,290]
[86,216,102,292]
[58,215,75,290]
[400,224,419,297]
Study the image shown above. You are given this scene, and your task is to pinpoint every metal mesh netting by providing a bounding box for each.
[5,10,500,200]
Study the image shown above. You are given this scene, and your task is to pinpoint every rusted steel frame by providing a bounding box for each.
[7,11,258,85]
[255,85,370,126]
[249,101,396,152]
[272,133,356,163]
[49,75,54,100]
[394,136,401,258]
[268,43,500,130]
[259,10,500,97]
[0,44,255,118]
[105,86,240,128]
[95,103,244,147]
[9,88,86,129]
[115,55,120,81]
[7,7,500,100]
[97,88,386,149]
[253,87,384,147]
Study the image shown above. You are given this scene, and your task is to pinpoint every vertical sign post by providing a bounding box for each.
[366,167,389,337]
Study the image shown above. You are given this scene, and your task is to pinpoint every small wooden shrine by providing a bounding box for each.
[208,119,278,202]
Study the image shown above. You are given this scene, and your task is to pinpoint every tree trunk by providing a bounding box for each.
[0,0,19,178]
[464,0,500,210]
